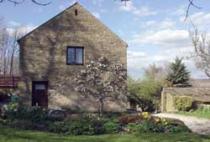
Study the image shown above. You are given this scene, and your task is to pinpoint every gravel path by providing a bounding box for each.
[153,113,210,135]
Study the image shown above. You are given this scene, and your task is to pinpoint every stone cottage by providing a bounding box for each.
[17,2,128,112]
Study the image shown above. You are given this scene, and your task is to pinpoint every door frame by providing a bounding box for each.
[32,81,48,107]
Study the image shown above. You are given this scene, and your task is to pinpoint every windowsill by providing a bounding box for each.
[66,63,84,65]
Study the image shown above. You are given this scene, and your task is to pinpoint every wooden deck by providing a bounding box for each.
[0,76,21,88]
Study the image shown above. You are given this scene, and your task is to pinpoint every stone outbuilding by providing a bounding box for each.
[17,3,128,112]
[161,79,210,112]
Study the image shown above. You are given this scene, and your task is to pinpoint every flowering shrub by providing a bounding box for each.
[74,57,127,116]
[125,112,189,133]
[141,112,150,119]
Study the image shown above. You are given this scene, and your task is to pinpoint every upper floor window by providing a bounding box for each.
[67,46,84,65]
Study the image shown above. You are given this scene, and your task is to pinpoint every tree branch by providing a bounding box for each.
[185,0,201,20]
[31,0,51,6]
[0,0,51,5]
[1,0,128,5]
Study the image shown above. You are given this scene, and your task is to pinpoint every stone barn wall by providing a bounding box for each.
[18,3,128,112]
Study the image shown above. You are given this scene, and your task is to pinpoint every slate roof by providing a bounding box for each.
[163,79,210,102]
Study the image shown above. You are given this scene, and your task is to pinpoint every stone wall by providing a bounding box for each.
[161,87,210,112]
[161,90,177,112]
[18,3,128,112]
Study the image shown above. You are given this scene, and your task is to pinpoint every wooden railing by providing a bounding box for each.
[0,76,21,88]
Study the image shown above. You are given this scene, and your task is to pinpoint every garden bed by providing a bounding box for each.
[0,103,190,135]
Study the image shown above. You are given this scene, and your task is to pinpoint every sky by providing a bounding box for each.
[1,0,210,79]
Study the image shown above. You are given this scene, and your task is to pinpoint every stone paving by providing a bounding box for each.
[153,113,210,135]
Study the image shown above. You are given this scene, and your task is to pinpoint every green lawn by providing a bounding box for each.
[0,126,210,142]
[177,109,210,119]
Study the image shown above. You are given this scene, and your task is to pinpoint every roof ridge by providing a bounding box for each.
[18,2,81,42]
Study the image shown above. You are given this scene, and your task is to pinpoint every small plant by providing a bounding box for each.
[48,121,69,134]
[91,119,105,135]
[104,121,119,134]
[141,112,150,119]
[174,96,193,111]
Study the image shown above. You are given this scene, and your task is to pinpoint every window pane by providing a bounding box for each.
[68,48,75,64]
[76,48,83,64]
[35,84,45,90]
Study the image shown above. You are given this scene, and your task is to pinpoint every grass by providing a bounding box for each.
[0,125,210,142]
[177,108,210,119]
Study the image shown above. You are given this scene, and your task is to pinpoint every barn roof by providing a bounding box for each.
[163,87,210,103]
[190,79,210,88]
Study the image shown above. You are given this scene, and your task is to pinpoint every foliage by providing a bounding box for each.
[127,121,164,133]
[74,57,127,116]
[68,121,93,135]
[104,120,119,134]
[47,116,121,135]
[177,107,210,119]
[6,119,34,130]
[0,125,209,142]
[174,96,193,111]
[1,105,190,136]
[118,112,189,134]
[126,114,189,133]
[138,79,162,101]
[128,77,162,112]
[48,121,68,134]
[1,107,122,135]
[3,104,49,123]
[167,57,190,87]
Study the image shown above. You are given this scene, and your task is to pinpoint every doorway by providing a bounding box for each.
[32,81,48,107]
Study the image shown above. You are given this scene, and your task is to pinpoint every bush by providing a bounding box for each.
[47,115,121,135]
[127,119,189,133]
[2,105,123,135]
[174,96,193,111]
[68,120,94,135]
[48,116,107,135]
[2,102,19,120]
[48,121,69,134]
[4,105,48,123]
[104,120,119,134]
[125,113,190,133]
[7,119,34,130]
[128,77,162,112]
[127,121,165,133]
[91,119,105,135]
[164,123,189,133]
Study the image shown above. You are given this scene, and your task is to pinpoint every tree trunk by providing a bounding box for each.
[9,43,15,76]
[3,49,7,75]
[99,98,104,117]
[205,70,210,78]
